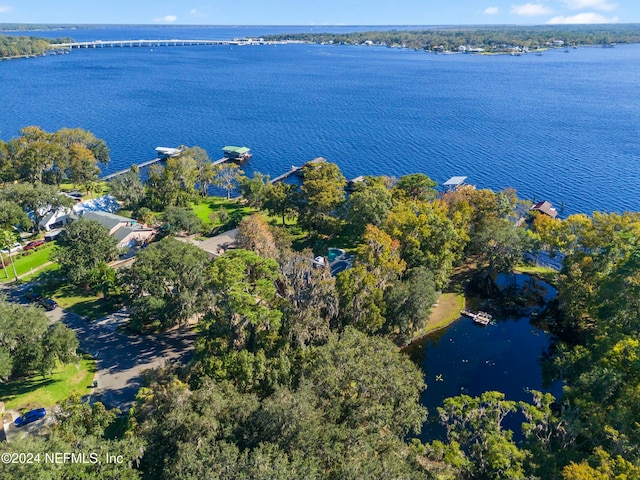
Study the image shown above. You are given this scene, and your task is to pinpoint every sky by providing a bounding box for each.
[0,0,637,26]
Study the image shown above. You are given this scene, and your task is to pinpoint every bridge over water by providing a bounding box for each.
[50,39,297,49]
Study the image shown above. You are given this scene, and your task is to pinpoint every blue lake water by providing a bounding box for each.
[1,26,640,215]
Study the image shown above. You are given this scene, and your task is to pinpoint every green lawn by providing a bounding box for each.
[60,181,109,200]
[191,197,254,228]
[0,354,97,411]
[35,279,119,321]
[515,264,559,286]
[0,243,56,282]
[400,292,465,350]
[18,263,60,283]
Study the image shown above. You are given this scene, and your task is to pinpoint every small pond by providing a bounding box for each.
[409,273,563,442]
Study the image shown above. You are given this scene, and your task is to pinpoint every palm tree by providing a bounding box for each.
[0,252,7,279]
[0,230,19,281]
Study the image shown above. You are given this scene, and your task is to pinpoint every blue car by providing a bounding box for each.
[14,408,46,427]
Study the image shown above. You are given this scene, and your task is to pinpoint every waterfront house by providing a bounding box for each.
[81,211,136,235]
[80,211,155,249]
[112,224,156,250]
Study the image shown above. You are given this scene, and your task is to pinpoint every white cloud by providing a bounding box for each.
[511,3,553,16]
[0,5,12,13]
[547,12,619,23]
[563,0,618,11]
[484,6,500,14]
[153,15,178,23]
[190,9,197,15]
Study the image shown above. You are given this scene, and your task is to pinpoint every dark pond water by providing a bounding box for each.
[409,274,562,442]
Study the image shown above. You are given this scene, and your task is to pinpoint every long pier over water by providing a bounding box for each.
[50,39,297,49]
[102,155,231,180]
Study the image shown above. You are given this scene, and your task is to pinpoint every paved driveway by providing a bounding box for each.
[47,307,196,410]
[177,228,238,257]
[1,282,196,411]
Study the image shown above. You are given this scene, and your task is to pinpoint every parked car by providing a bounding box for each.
[24,239,45,250]
[44,229,63,242]
[1,242,22,254]
[14,408,47,427]
[39,298,58,311]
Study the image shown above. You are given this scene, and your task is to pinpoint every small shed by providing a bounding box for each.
[442,176,468,191]
[530,200,558,218]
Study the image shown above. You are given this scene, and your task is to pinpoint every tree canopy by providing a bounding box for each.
[53,218,119,286]
[121,237,212,331]
[0,297,78,380]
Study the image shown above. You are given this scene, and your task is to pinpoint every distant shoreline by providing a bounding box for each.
[2,24,638,60]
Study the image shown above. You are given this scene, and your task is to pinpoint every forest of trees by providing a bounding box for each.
[264,24,640,51]
[2,129,640,478]
[0,34,67,58]
[0,126,109,187]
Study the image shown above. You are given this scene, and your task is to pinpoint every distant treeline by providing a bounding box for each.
[0,34,72,58]
[263,24,640,51]
[0,24,82,31]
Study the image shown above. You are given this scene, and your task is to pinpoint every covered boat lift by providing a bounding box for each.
[442,176,468,191]
[222,146,252,160]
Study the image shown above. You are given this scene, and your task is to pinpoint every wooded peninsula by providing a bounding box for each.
[0,34,72,58]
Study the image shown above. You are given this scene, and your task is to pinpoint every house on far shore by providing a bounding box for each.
[80,211,155,250]
[530,200,558,219]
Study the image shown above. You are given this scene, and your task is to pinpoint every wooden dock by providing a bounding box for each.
[102,157,163,180]
[212,157,231,166]
[461,309,492,326]
[270,157,327,184]
[270,166,302,184]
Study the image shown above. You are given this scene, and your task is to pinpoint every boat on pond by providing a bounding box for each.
[461,309,492,326]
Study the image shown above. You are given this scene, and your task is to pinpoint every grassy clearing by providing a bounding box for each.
[16,263,59,283]
[403,293,465,347]
[35,275,119,321]
[191,197,254,228]
[425,293,466,332]
[60,181,109,200]
[289,220,358,254]
[0,243,56,282]
[0,354,97,411]
[515,264,559,286]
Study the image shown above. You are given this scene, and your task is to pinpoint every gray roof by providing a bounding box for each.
[82,210,135,231]
[443,176,468,187]
[112,225,141,242]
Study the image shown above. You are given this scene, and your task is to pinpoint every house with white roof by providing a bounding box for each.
[38,207,76,231]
